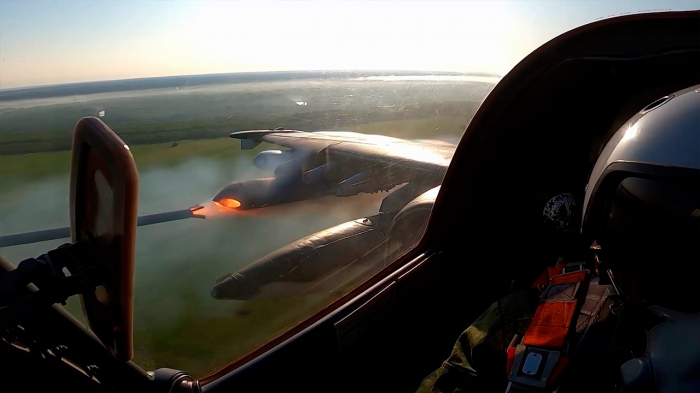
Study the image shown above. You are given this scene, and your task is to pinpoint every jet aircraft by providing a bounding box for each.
[0,128,455,301]
[209,129,453,299]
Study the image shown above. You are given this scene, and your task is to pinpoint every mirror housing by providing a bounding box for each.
[70,117,138,361]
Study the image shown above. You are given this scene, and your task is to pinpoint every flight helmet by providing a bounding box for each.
[581,84,700,312]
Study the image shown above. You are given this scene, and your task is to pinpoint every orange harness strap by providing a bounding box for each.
[523,269,587,348]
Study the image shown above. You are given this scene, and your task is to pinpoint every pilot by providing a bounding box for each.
[417,85,700,393]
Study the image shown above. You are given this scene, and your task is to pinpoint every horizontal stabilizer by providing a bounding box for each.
[229,129,302,150]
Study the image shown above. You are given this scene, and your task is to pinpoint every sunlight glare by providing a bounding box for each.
[183,1,513,75]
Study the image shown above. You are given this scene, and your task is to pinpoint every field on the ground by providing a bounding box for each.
[0,77,493,376]
[0,78,489,155]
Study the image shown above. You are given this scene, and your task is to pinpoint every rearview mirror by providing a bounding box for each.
[70,117,138,361]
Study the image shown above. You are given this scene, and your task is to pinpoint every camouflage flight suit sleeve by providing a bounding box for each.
[417,288,541,393]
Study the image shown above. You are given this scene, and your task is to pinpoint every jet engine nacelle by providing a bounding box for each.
[211,215,384,299]
[384,186,440,262]
[253,150,299,171]
[213,178,277,209]
[212,175,335,210]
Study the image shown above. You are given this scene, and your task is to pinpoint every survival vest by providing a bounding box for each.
[505,260,614,393]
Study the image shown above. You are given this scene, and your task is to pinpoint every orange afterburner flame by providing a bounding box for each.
[190,199,241,218]
[216,198,242,209]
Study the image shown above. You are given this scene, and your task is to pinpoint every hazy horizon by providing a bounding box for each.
[0,69,501,92]
[1,0,696,90]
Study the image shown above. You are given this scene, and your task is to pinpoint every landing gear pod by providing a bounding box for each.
[70,117,138,361]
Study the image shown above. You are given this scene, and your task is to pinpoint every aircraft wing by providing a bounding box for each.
[230,129,455,174]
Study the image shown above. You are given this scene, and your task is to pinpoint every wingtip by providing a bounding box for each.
[230,128,302,138]
[229,128,303,149]
[228,129,276,139]
[228,130,260,149]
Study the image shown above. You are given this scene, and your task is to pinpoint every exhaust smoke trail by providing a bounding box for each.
[0,154,387,364]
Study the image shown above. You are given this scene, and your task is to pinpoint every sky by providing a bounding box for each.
[0,0,696,89]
